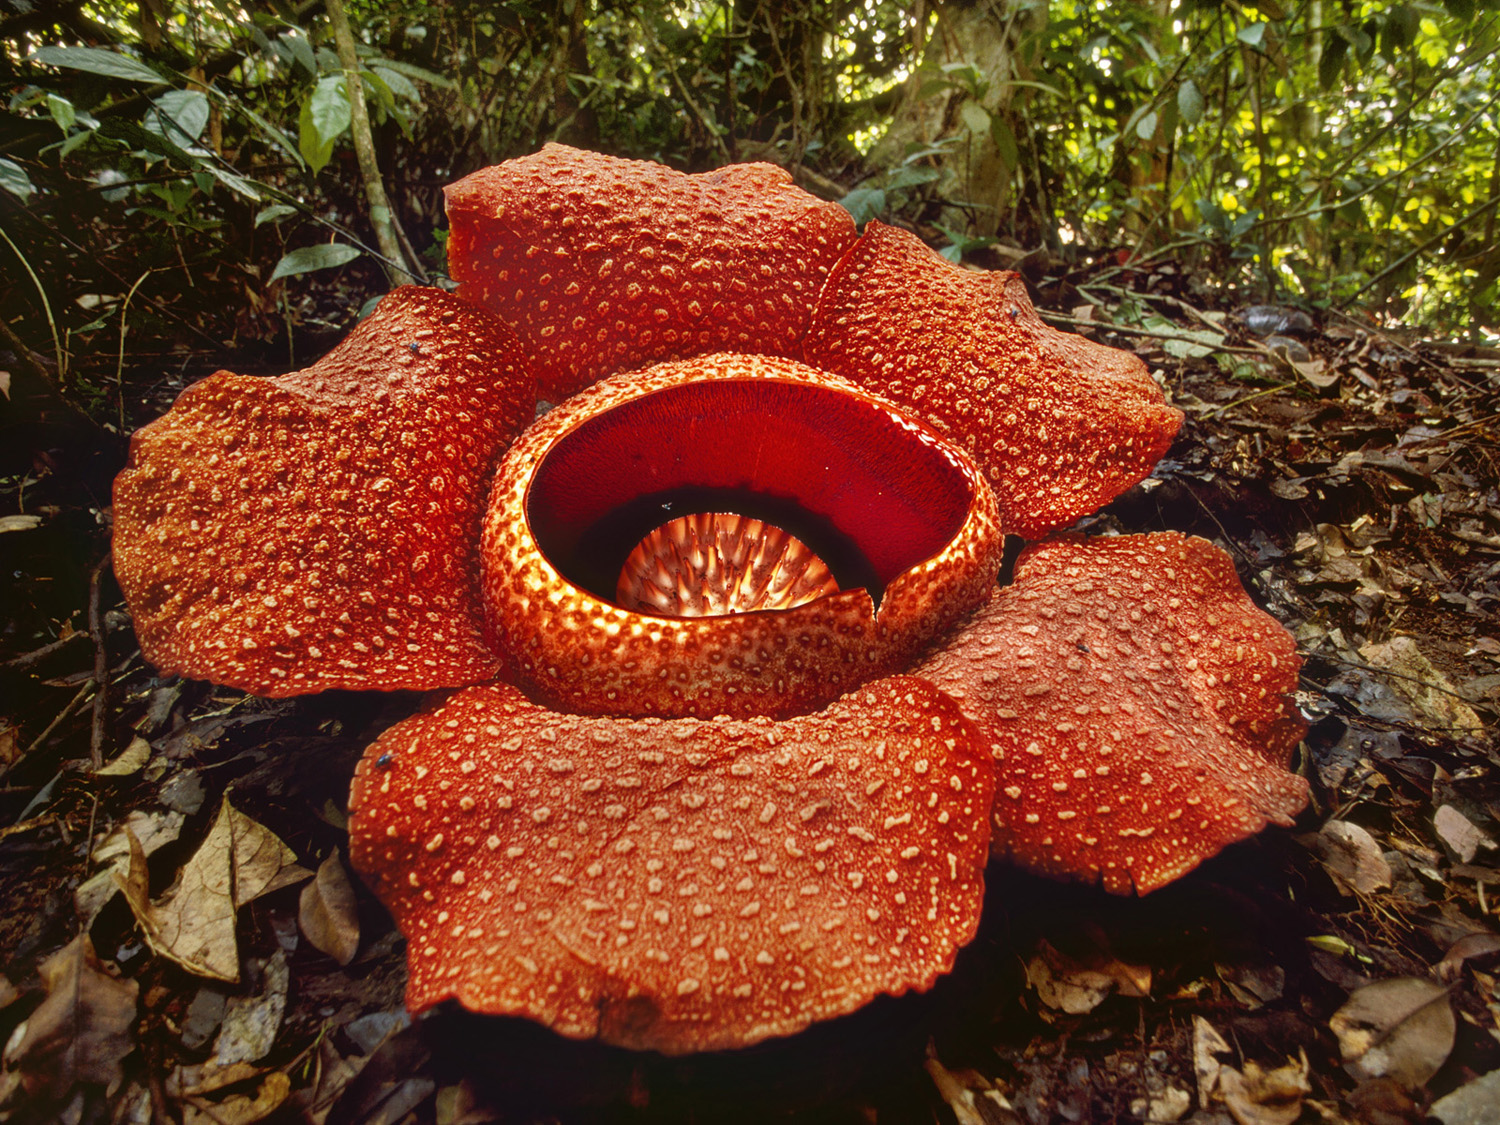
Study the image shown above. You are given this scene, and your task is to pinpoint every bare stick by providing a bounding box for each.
[88,554,111,771]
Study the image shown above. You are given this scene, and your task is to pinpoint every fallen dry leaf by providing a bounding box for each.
[0,935,138,1109]
[1289,355,1337,389]
[1217,1053,1311,1125]
[116,797,310,981]
[296,1035,365,1124]
[182,1071,291,1125]
[1129,1085,1192,1124]
[1195,1014,1310,1125]
[95,735,151,776]
[435,1080,507,1124]
[1434,805,1494,864]
[1330,977,1455,1088]
[298,852,360,966]
[214,951,289,1066]
[1437,932,1500,982]
[1430,1065,1500,1125]
[1217,962,1286,1009]
[1027,945,1116,1015]
[1194,1016,1232,1108]
[1026,934,1151,1016]
[1308,820,1394,895]
[1359,637,1485,736]
[924,1052,991,1125]
[167,1060,265,1098]
[76,808,187,924]
[0,723,20,770]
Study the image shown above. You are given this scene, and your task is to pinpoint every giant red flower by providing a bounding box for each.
[113,145,1308,1054]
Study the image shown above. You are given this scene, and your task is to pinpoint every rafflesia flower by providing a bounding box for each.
[113,145,1309,1054]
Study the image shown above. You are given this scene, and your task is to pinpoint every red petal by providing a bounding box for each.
[113,287,535,696]
[347,676,992,1053]
[800,223,1184,537]
[914,533,1308,894]
[482,353,1004,719]
[445,144,858,399]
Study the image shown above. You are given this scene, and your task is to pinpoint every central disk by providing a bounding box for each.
[615,512,839,617]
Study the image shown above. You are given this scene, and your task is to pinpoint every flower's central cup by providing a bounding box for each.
[529,377,971,610]
[480,353,1007,721]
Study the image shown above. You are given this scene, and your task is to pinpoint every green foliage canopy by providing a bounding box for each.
[1,0,1495,381]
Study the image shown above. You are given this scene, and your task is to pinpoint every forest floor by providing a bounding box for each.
[1,254,1498,1125]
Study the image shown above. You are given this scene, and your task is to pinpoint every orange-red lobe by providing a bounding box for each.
[915,533,1308,893]
[445,144,859,399]
[112,287,536,696]
[347,677,992,1053]
[800,222,1184,537]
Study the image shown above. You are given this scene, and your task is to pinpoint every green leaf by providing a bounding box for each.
[370,65,420,102]
[0,158,35,201]
[269,243,361,282]
[1178,79,1205,126]
[1380,5,1417,53]
[254,204,297,226]
[100,118,194,164]
[1144,314,1219,359]
[297,80,346,174]
[1443,0,1476,19]
[307,76,352,146]
[46,94,75,132]
[236,102,304,169]
[1237,22,1268,48]
[30,46,165,85]
[204,166,261,201]
[298,76,349,172]
[959,100,991,137]
[298,115,334,173]
[1319,32,1349,88]
[58,130,94,158]
[144,90,210,146]
[366,57,455,90]
[285,30,318,77]
[362,69,401,120]
[883,165,939,192]
[838,187,886,226]
[1135,110,1159,140]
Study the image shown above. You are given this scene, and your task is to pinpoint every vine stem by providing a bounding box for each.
[324,0,420,286]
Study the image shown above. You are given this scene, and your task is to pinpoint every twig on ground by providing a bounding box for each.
[22,681,92,762]
[1,632,88,673]
[1307,653,1488,707]
[89,554,111,771]
[1203,382,1297,418]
